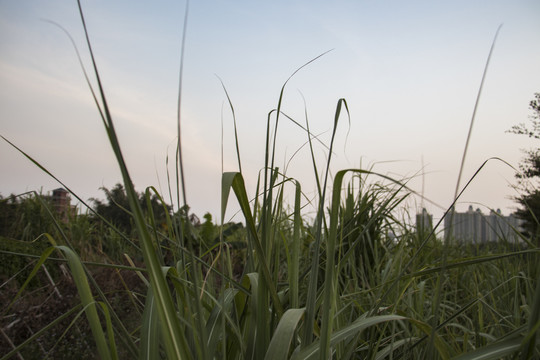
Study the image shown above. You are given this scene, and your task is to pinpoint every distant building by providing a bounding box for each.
[416,208,433,233]
[444,206,522,244]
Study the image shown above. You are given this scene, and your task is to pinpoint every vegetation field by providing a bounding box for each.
[1,2,539,360]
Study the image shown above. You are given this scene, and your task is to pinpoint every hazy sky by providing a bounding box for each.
[1,0,539,225]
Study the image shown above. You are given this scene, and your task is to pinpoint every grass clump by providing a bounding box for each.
[1,2,539,359]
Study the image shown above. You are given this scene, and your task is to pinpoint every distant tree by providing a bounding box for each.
[199,212,218,247]
[508,93,540,241]
[0,194,19,238]
[91,183,172,234]
[0,192,63,241]
[91,184,132,231]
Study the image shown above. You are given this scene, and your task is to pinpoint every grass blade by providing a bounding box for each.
[303,99,349,348]
[55,244,114,360]
[140,285,160,360]
[292,315,405,360]
[221,172,284,317]
[264,308,305,360]
[452,337,522,360]
[75,1,192,358]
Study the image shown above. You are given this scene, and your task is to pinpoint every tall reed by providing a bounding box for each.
[0,2,538,360]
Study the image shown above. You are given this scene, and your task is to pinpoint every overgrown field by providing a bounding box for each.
[1,2,539,359]
[0,181,537,359]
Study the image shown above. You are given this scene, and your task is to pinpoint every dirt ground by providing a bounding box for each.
[1,264,146,359]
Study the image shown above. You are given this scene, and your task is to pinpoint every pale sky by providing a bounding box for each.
[1,0,539,226]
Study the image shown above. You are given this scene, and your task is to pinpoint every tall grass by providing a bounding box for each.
[1,2,539,359]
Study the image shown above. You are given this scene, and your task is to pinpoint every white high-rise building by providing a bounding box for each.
[444,206,522,244]
[416,208,433,234]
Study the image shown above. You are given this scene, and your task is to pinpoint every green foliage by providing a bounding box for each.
[515,189,540,241]
[0,192,60,241]
[1,4,538,360]
[508,93,540,243]
[91,183,171,235]
[335,175,404,291]
[0,193,63,288]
